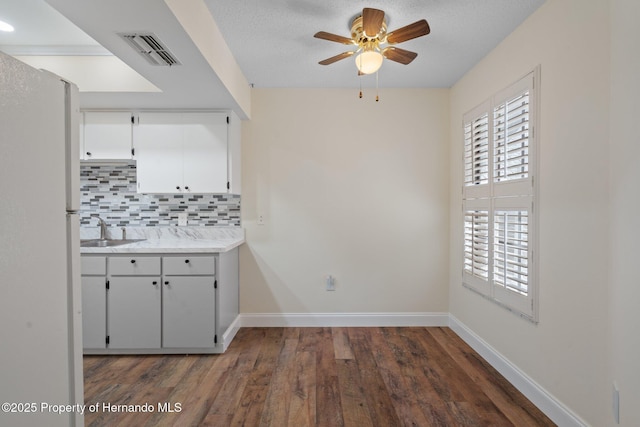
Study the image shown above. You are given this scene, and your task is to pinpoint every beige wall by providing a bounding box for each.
[240,88,450,315]
[609,0,640,425]
[449,0,611,425]
[238,0,640,424]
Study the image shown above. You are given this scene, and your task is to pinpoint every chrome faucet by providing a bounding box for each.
[96,216,108,240]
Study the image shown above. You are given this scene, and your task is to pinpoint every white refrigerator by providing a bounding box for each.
[0,52,84,426]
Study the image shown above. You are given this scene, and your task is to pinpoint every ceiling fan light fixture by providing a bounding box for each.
[355,49,383,74]
[315,7,429,79]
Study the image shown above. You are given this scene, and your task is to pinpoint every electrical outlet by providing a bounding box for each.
[326,275,335,291]
[257,214,264,225]
[178,212,188,226]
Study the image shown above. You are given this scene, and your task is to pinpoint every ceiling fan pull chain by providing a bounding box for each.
[376,71,380,102]
[359,73,363,99]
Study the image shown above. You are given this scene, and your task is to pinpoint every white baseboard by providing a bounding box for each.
[448,315,588,427]
[239,312,449,328]
[220,314,242,351]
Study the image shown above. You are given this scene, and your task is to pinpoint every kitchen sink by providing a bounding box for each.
[80,239,146,248]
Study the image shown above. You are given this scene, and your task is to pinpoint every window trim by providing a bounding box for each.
[461,67,540,322]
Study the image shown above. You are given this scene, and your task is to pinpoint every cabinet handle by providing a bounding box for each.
[164,281,169,286]
[86,152,91,157]
[130,259,136,264]
[185,186,189,190]
[152,281,157,285]
[185,259,190,264]
[176,186,181,190]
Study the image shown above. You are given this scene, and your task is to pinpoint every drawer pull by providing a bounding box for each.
[185,259,190,264]
[152,281,157,285]
[130,259,136,264]
[164,281,169,285]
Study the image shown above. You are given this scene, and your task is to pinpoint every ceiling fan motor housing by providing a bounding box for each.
[351,15,388,44]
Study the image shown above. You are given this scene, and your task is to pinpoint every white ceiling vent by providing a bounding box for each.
[119,33,181,66]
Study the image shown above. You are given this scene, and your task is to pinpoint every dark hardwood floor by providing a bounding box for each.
[83,327,555,426]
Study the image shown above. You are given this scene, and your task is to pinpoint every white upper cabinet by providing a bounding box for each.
[81,111,133,160]
[134,112,232,194]
[133,112,184,193]
[182,113,228,193]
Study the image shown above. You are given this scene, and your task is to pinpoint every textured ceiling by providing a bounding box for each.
[0,0,545,110]
[204,0,546,89]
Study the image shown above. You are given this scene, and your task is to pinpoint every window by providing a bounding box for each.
[462,68,539,321]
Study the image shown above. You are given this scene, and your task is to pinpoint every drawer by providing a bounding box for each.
[163,256,215,276]
[81,256,106,275]
[109,256,161,276]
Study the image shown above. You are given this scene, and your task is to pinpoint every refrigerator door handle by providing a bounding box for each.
[65,81,81,212]
[67,213,84,426]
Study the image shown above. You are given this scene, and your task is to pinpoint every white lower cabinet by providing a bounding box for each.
[108,276,161,349]
[81,256,107,350]
[162,276,216,348]
[162,255,217,348]
[107,255,162,349]
[80,250,238,354]
[81,276,107,349]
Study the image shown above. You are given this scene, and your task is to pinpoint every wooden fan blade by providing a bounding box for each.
[382,47,418,65]
[386,19,430,44]
[314,31,355,45]
[319,51,355,65]
[362,8,385,37]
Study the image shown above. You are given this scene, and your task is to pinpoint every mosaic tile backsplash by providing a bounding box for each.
[80,164,240,227]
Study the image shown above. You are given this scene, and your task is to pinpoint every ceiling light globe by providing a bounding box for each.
[355,51,383,74]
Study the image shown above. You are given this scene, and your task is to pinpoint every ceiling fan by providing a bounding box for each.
[314,8,430,75]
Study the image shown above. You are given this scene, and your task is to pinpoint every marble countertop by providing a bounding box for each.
[79,227,245,254]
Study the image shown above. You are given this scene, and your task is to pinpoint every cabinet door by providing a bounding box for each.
[83,111,133,160]
[162,276,216,348]
[182,113,228,193]
[108,277,161,349]
[81,276,106,349]
[135,112,183,193]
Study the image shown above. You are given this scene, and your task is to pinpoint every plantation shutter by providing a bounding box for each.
[493,73,534,197]
[464,114,489,186]
[462,196,491,296]
[493,93,529,183]
[494,210,529,293]
[492,197,533,316]
[464,210,490,280]
[463,102,491,199]
[461,69,538,321]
